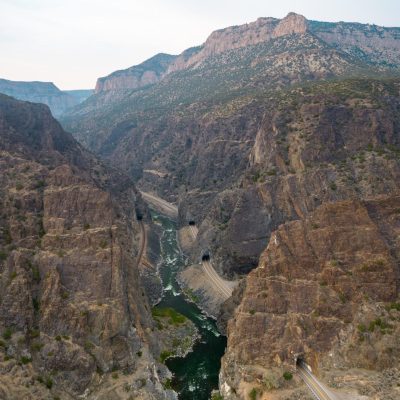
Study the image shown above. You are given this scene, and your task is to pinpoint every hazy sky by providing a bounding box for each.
[1,0,399,89]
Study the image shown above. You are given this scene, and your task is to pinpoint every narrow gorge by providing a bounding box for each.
[1,8,400,400]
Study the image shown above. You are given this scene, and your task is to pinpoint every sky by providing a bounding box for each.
[1,0,399,90]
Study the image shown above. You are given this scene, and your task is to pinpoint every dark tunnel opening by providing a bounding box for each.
[202,253,210,261]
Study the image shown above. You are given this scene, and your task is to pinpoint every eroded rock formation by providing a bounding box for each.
[0,94,172,399]
[220,195,400,399]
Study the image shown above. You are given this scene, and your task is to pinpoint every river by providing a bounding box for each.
[152,212,226,400]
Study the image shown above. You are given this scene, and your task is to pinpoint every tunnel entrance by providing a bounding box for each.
[296,356,304,367]
[188,220,196,226]
[202,253,210,262]
[296,356,312,372]
[136,212,143,221]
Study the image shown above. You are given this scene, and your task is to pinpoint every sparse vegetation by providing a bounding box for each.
[163,378,173,390]
[160,350,174,363]
[152,307,186,325]
[112,372,119,379]
[32,265,41,283]
[45,377,53,389]
[31,342,44,352]
[2,328,12,340]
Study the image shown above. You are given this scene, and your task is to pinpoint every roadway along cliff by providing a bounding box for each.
[297,361,338,400]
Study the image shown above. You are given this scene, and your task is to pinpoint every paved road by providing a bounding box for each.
[202,261,232,300]
[140,191,178,219]
[297,361,336,400]
[189,225,198,239]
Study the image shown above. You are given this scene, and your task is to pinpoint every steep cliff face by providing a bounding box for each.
[95,53,177,93]
[220,195,400,399]
[0,95,171,399]
[0,79,92,117]
[167,13,308,73]
[186,79,400,277]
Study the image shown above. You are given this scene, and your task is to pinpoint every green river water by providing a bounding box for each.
[152,212,226,400]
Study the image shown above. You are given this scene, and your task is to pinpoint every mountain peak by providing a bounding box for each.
[274,12,308,37]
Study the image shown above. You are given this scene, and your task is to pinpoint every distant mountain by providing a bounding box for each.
[64,88,94,103]
[95,53,177,93]
[0,78,93,117]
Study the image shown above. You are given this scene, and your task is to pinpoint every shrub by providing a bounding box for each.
[55,335,62,341]
[358,324,367,333]
[33,298,40,312]
[2,328,12,340]
[388,302,400,311]
[83,223,90,230]
[21,356,32,364]
[61,292,69,300]
[249,388,258,400]
[45,377,53,389]
[29,329,40,338]
[112,372,119,379]
[31,342,44,352]
[35,180,46,189]
[32,265,41,283]
[136,351,142,357]
[283,371,293,380]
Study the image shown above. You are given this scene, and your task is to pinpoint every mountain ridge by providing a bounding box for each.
[0,78,93,117]
[92,12,400,95]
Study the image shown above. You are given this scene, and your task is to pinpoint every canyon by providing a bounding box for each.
[1,11,400,400]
